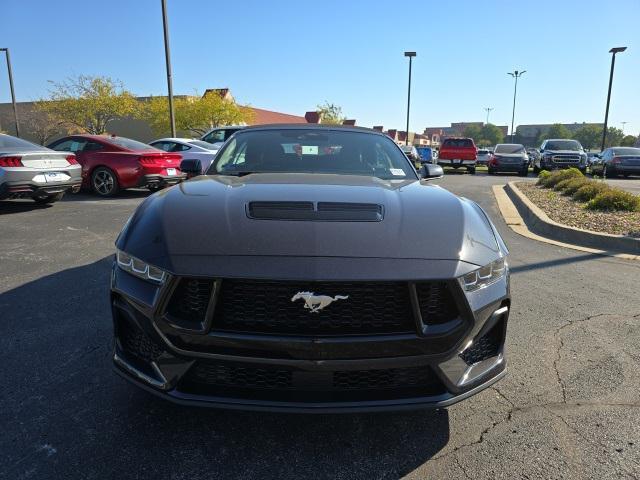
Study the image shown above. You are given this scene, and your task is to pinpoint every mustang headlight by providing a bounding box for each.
[460,257,507,292]
[116,250,167,284]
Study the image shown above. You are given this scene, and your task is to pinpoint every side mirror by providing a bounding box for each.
[419,164,444,180]
[180,158,203,178]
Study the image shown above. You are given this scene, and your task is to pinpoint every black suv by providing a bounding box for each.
[533,139,587,174]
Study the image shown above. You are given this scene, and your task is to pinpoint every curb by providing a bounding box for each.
[492,184,640,261]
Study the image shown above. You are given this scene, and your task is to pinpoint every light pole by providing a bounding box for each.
[161,0,176,137]
[507,70,525,142]
[621,121,628,134]
[484,107,493,125]
[404,51,416,146]
[601,47,626,151]
[0,48,20,137]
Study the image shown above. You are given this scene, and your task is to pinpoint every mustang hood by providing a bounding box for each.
[117,174,502,274]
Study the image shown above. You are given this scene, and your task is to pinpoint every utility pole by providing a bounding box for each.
[161,0,176,137]
[0,48,20,137]
[601,47,627,151]
[404,51,416,146]
[484,107,493,125]
[621,121,628,134]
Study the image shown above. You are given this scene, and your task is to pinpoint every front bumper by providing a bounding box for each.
[490,162,527,172]
[111,264,510,412]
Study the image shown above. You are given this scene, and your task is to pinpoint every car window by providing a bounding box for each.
[107,136,160,151]
[0,134,44,152]
[83,141,104,152]
[188,140,218,150]
[612,148,640,156]
[203,130,226,143]
[50,138,87,153]
[494,144,525,154]
[172,143,191,152]
[212,129,416,180]
[545,140,582,151]
[151,141,171,152]
[443,138,474,148]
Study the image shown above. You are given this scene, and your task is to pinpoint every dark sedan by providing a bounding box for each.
[111,125,510,412]
[488,143,529,176]
[590,147,640,178]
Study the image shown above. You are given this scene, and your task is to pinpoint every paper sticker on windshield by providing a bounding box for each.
[301,146,318,155]
[390,168,405,176]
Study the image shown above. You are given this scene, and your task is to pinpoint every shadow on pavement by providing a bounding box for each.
[0,199,54,215]
[510,252,609,274]
[0,257,450,480]
[62,188,152,202]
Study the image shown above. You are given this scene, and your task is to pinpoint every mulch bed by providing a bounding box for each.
[516,182,640,238]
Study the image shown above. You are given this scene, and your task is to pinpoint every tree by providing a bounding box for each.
[22,107,66,144]
[540,123,572,141]
[37,75,139,134]
[480,123,504,146]
[462,124,482,143]
[139,92,253,137]
[621,135,637,147]
[572,125,601,150]
[603,127,624,148]
[316,102,344,124]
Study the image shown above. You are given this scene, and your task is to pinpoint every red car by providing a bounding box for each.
[47,134,185,196]
[437,137,478,174]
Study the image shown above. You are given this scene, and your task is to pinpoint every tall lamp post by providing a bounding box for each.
[601,47,626,151]
[404,51,416,146]
[507,70,525,142]
[0,48,20,137]
[161,0,176,137]
[484,107,494,124]
[621,121,627,134]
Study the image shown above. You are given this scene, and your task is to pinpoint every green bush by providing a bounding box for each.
[539,168,583,188]
[587,189,640,212]
[555,177,591,195]
[536,170,551,185]
[572,182,610,202]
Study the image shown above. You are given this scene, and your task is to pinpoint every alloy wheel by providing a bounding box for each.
[94,170,114,195]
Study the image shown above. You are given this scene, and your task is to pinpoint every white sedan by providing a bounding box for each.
[149,138,223,173]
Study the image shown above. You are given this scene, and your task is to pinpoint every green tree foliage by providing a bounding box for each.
[139,93,254,137]
[36,75,139,134]
[480,123,504,145]
[540,123,572,141]
[621,135,637,147]
[603,127,624,148]
[572,125,601,150]
[462,124,482,143]
[316,102,345,124]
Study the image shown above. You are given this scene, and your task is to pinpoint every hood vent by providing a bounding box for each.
[248,201,383,222]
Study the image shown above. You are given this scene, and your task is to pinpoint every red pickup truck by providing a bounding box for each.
[437,137,478,174]
[48,134,186,196]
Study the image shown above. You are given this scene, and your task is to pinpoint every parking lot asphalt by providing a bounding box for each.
[1,172,639,480]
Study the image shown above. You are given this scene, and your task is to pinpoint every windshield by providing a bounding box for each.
[545,140,582,151]
[108,136,160,151]
[211,129,416,180]
[443,138,474,148]
[0,134,46,152]
[613,147,640,156]
[494,144,525,154]
[189,140,219,150]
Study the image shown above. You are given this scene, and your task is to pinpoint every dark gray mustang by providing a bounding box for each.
[111,124,510,412]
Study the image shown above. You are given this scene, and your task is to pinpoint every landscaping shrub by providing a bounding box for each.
[554,177,590,195]
[572,182,610,202]
[586,189,640,212]
[536,170,551,185]
[539,168,583,188]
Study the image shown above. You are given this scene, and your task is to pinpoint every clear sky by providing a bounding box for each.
[1,0,638,136]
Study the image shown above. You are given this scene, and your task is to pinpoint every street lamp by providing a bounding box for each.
[621,121,628,135]
[507,70,526,142]
[160,0,176,137]
[484,107,494,125]
[404,51,416,146]
[601,47,627,151]
[0,48,20,137]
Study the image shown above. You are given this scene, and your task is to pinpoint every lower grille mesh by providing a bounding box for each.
[119,320,163,363]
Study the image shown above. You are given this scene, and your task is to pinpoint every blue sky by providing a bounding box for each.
[1,0,638,136]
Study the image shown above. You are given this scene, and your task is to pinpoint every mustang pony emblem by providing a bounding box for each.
[291,291,349,313]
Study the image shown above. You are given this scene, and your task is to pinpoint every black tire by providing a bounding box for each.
[603,165,616,179]
[488,168,495,175]
[519,168,528,177]
[91,167,120,197]
[533,164,540,175]
[33,192,65,204]
[148,184,164,193]
[468,167,476,175]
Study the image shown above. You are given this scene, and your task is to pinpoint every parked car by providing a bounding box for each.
[533,139,587,174]
[438,137,477,174]
[488,144,529,176]
[48,135,185,197]
[112,124,510,412]
[201,125,246,145]
[590,147,640,178]
[150,138,221,174]
[400,145,420,163]
[526,148,540,163]
[476,149,492,166]
[416,146,435,163]
[0,133,81,204]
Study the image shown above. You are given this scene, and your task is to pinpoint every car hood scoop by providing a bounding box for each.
[247,201,384,222]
